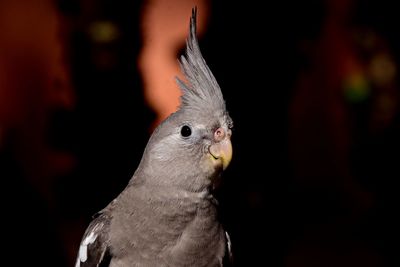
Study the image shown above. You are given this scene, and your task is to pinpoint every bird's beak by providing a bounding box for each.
[209,128,232,170]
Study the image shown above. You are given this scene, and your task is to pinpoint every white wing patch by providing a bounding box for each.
[75,230,98,267]
[225,231,232,258]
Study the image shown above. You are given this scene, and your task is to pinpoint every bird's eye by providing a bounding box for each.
[180,125,192,137]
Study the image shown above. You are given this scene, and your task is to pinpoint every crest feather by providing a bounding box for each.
[176,7,225,112]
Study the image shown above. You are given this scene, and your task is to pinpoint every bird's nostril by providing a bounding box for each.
[214,128,225,141]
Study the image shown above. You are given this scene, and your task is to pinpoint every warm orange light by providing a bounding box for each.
[138,0,210,130]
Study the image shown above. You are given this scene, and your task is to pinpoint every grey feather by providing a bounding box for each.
[75,7,233,267]
[176,7,226,114]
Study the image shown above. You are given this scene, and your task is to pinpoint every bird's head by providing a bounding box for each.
[137,8,232,193]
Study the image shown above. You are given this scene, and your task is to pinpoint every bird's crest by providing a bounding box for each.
[176,7,226,113]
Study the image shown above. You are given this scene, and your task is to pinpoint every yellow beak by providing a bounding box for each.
[209,138,233,170]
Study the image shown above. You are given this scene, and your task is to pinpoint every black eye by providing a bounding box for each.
[180,125,192,137]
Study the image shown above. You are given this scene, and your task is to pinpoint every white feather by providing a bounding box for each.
[75,230,98,267]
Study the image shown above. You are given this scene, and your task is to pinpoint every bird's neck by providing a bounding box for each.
[129,181,216,204]
[130,169,215,195]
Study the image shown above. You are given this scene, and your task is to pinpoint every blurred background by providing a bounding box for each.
[0,0,398,266]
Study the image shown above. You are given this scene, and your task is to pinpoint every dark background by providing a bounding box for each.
[0,0,398,266]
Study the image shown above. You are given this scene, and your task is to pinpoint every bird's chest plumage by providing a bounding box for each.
[109,188,226,266]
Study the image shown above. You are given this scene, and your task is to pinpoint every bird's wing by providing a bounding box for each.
[75,212,111,267]
[223,231,234,266]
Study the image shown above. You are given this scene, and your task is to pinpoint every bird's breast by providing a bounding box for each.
[110,189,225,266]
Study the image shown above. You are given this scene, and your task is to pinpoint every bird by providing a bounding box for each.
[75,7,233,267]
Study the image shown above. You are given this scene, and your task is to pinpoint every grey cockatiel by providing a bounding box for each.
[75,8,233,267]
